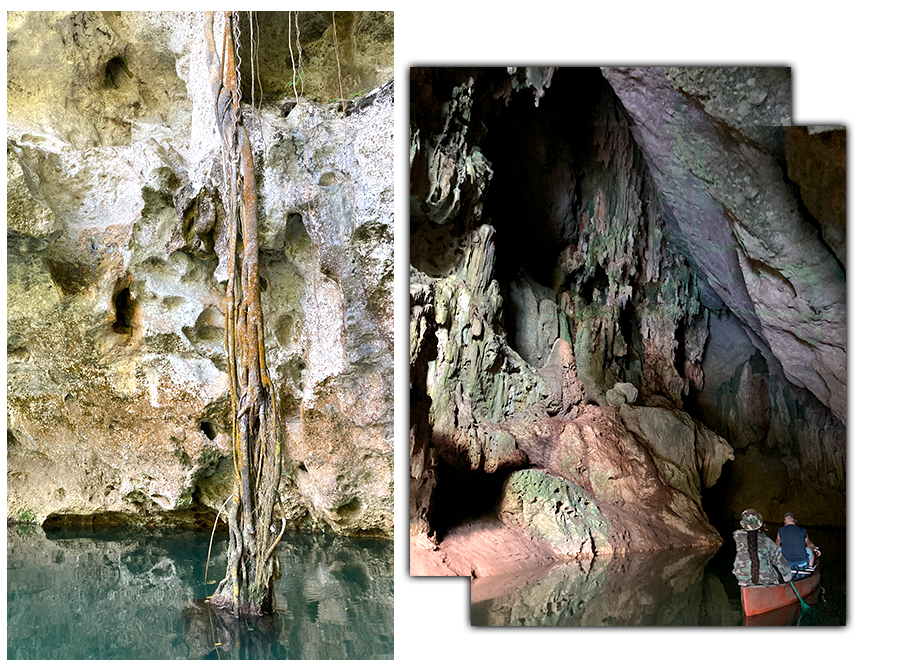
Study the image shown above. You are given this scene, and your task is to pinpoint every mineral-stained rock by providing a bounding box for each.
[507,270,560,368]
[7,150,59,240]
[605,389,626,407]
[785,126,846,268]
[534,338,584,419]
[660,66,792,152]
[601,66,846,425]
[513,406,725,551]
[7,11,192,150]
[409,272,439,539]
[7,11,393,535]
[498,469,611,559]
[234,11,393,106]
[617,404,734,499]
[613,382,639,404]
[420,223,549,473]
[409,71,493,231]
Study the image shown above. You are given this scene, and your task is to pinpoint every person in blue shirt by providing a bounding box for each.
[775,512,820,569]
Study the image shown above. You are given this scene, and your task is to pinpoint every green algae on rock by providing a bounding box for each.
[498,469,610,559]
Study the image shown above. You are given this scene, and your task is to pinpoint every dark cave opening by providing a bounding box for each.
[577,270,610,306]
[42,505,218,531]
[481,68,608,290]
[409,217,469,278]
[472,68,616,365]
[234,11,318,104]
[112,286,135,335]
[103,56,133,90]
[700,457,734,537]
[199,421,217,441]
[428,461,517,542]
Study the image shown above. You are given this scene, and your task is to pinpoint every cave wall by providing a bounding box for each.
[7,11,394,535]
[234,11,393,105]
[599,67,846,525]
[410,67,737,557]
[602,67,846,426]
[409,66,846,557]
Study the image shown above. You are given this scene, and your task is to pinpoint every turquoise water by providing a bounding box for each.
[7,525,393,659]
[470,528,845,626]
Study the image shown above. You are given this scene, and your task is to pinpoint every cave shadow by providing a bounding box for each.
[428,460,524,543]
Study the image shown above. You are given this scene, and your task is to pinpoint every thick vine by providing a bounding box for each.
[209,10,285,618]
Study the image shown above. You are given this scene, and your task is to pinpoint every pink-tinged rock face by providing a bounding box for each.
[601,67,845,425]
[512,405,728,553]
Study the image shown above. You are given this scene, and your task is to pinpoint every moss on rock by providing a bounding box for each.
[498,468,610,559]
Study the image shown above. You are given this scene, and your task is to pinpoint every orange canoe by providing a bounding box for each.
[740,569,821,616]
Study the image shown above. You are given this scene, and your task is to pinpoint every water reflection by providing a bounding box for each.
[7,525,393,660]
[471,529,846,626]
[182,599,287,659]
[471,547,741,626]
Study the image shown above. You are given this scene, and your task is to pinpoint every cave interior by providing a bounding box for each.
[410,66,846,541]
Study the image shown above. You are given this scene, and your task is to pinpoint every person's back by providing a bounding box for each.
[733,509,792,586]
[776,512,818,568]
[778,522,808,563]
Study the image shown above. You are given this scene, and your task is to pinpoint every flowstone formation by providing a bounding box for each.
[7,11,394,537]
[409,67,846,576]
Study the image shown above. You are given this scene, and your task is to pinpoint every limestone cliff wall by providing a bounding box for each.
[7,11,394,535]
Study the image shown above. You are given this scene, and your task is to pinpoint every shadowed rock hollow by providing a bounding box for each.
[409,66,845,576]
[7,11,394,536]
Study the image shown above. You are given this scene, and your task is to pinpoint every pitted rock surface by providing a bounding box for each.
[7,11,394,535]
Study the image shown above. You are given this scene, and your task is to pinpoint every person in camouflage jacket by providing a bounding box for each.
[732,509,792,586]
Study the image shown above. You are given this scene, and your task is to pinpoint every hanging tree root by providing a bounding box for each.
[208,10,285,619]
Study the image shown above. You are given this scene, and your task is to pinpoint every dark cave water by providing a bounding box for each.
[7,525,393,659]
[470,528,845,627]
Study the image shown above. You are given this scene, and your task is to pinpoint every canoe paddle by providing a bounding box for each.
[789,579,812,611]
[791,548,821,612]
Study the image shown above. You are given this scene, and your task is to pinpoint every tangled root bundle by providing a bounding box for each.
[209,10,285,618]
